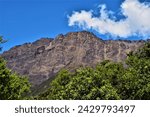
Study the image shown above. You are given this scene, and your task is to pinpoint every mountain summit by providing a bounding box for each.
[1,31,146,87]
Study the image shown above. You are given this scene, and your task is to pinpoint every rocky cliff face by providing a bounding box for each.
[1,31,146,87]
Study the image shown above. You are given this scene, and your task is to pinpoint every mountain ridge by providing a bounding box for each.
[1,31,148,87]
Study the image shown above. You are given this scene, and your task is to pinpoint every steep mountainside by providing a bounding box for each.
[1,31,146,87]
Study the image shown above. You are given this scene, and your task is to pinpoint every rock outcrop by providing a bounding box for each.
[1,31,146,86]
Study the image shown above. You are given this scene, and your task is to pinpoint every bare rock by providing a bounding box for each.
[1,31,146,87]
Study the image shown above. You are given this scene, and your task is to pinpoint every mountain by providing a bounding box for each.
[1,31,146,87]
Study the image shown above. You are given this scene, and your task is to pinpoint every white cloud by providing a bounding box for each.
[68,0,150,38]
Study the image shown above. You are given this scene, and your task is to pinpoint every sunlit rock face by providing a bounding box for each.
[1,31,146,86]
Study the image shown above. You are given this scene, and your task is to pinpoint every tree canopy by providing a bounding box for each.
[0,36,31,100]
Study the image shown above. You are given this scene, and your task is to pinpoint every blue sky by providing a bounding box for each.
[0,0,150,52]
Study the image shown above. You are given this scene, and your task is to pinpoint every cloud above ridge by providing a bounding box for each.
[68,0,150,38]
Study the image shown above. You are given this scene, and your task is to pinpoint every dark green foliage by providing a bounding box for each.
[0,57,31,99]
[0,36,7,51]
[37,63,124,100]
[37,42,150,100]
[120,43,150,99]
[0,37,31,100]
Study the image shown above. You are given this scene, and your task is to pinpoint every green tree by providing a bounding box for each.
[0,36,7,51]
[39,65,121,100]
[0,36,31,99]
[119,43,150,99]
